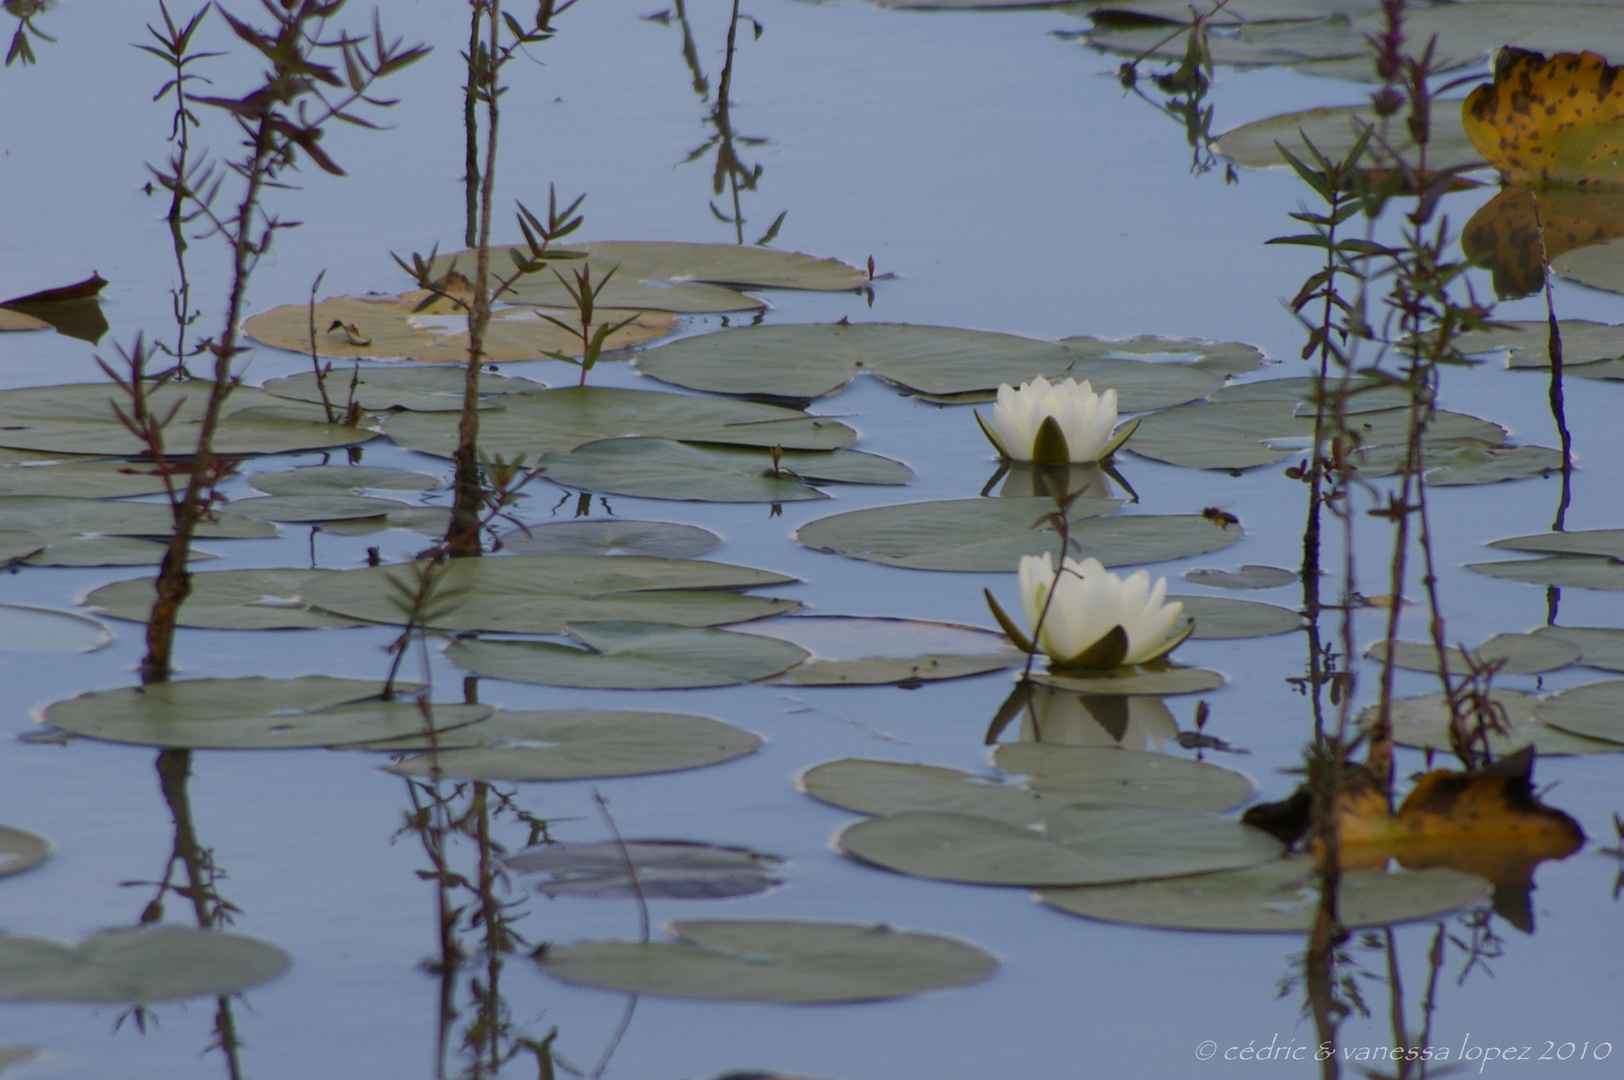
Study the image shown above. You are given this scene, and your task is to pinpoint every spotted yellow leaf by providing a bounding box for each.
[1463,48,1624,186]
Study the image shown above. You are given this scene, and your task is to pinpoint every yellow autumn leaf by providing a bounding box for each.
[1463,48,1624,186]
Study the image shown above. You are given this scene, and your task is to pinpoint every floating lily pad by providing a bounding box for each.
[799,500,1239,572]
[1057,334,1264,377]
[748,616,1024,685]
[636,323,1227,408]
[6,534,214,568]
[1551,239,1624,295]
[1460,319,1624,370]
[1489,528,1624,559]
[1423,445,1565,486]
[993,743,1256,812]
[1534,625,1624,673]
[1467,556,1624,591]
[505,841,783,899]
[373,708,763,779]
[0,382,373,457]
[537,919,998,1003]
[314,506,452,537]
[431,242,869,313]
[444,622,810,689]
[801,759,1059,826]
[0,310,48,331]
[837,806,1281,886]
[1360,690,1617,757]
[1039,856,1489,932]
[1365,633,1580,676]
[0,604,111,652]
[302,555,798,633]
[223,493,409,522]
[537,438,913,503]
[0,495,274,540]
[498,519,721,558]
[1173,595,1303,639]
[0,926,291,1003]
[0,826,50,878]
[44,676,489,749]
[1534,679,1624,745]
[1032,666,1225,696]
[1182,565,1296,590]
[1127,400,1506,471]
[1209,376,1411,414]
[0,460,171,499]
[244,291,675,364]
[1214,98,1480,171]
[249,465,440,496]
[382,386,856,460]
[262,365,543,412]
[84,569,365,630]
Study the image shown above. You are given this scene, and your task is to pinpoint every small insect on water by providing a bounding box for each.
[1201,507,1239,529]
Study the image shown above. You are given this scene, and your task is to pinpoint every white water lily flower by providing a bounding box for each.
[974,376,1134,465]
[1013,553,1189,668]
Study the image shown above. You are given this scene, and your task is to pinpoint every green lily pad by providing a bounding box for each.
[1039,856,1489,932]
[223,493,409,522]
[1209,376,1412,414]
[0,382,374,457]
[1422,445,1565,486]
[1467,556,1624,591]
[1360,690,1617,757]
[993,743,1256,812]
[261,365,545,413]
[537,438,912,503]
[636,323,1228,408]
[1460,319,1624,370]
[1182,565,1296,590]
[382,386,856,460]
[301,555,798,633]
[798,499,1239,572]
[1551,240,1624,296]
[1127,400,1506,471]
[369,708,762,779]
[1365,633,1580,676]
[801,759,1061,826]
[84,569,366,630]
[1173,595,1303,639]
[0,826,51,878]
[749,616,1024,685]
[1214,98,1480,171]
[249,464,441,496]
[0,460,172,499]
[1032,666,1225,696]
[1489,529,1624,559]
[444,622,810,689]
[505,841,782,900]
[0,495,275,540]
[1534,679,1624,745]
[314,506,453,537]
[44,676,489,749]
[7,534,215,568]
[837,806,1281,886]
[498,519,721,558]
[0,604,111,652]
[431,242,869,313]
[1057,334,1263,376]
[1534,625,1624,673]
[0,926,291,1003]
[537,919,997,1003]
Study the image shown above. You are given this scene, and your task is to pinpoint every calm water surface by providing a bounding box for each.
[1,2,1622,1078]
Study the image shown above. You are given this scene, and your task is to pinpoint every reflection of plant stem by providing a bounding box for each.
[306,269,337,423]
[592,790,649,944]
[1531,199,1572,624]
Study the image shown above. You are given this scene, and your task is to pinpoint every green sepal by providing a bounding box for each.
[983,588,1033,654]
[972,409,1007,457]
[1097,416,1140,460]
[1058,624,1130,671]
[1031,415,1071,466]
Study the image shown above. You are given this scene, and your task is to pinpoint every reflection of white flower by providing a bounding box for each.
[1018,686,1178,751]
[976,377,1131,465]
[1017,553,1188,668]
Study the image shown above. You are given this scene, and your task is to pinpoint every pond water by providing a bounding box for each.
[2,2,1624,1078]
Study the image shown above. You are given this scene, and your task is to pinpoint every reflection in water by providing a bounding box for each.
[121,750,246,1080]
[1112,7,1232,181]
[659,0,784,245]
[982,461,1117,502]
[4,0,51,68]
[1462,185,1624,301]
[992,683,1178,751]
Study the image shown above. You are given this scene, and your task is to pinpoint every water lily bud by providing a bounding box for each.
[1016,553,1190,669]
[974,376,1134,464]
